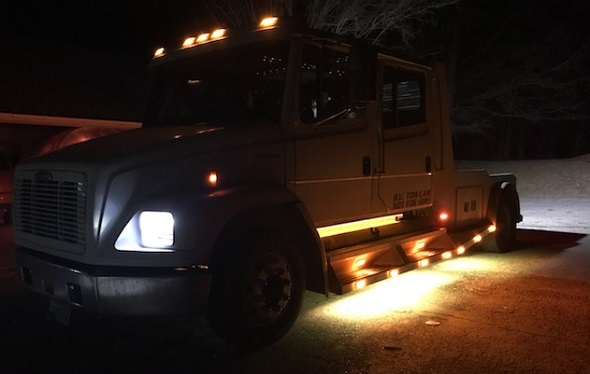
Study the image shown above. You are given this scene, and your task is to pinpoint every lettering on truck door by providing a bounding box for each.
[373,61,433,215]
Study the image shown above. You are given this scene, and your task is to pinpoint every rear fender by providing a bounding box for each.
[486,178,521,225]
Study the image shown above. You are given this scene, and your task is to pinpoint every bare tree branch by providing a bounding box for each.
[307,0,459,47]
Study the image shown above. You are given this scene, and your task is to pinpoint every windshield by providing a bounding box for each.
[144,41,290,127]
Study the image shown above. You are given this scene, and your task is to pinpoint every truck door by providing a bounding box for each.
[289,43,373,227]
[373,61,433,215]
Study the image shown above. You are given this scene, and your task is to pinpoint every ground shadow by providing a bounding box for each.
[515,228,587,252]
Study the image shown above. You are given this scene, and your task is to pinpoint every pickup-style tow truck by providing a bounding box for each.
[15,17,521,346]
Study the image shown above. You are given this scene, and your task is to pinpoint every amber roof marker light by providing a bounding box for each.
[153,47,165,59]
[259,17,279,29]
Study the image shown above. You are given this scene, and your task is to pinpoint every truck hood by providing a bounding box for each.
[28,123,283,165]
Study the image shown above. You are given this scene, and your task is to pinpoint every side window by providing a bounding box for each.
[382,66,425,129]
[299,45,350,124]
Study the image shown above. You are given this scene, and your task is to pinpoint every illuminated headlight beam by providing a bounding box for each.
[115,211,175,253]
[139,211,175,247]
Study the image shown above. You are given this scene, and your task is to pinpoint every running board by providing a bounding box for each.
[327,224,496,294]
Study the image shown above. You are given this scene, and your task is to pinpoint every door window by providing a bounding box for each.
[382,66,426,129]
[299,45,350,124]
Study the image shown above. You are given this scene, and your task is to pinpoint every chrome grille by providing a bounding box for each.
[14,171,87,246]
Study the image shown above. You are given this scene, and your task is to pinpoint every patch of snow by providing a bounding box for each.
[456,154,590,198]
[456,155,590,234]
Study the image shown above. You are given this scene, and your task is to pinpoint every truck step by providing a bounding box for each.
[327,224,497,294]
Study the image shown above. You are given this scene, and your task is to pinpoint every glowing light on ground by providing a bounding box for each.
[434,257,498,272]
[317,271,452,320]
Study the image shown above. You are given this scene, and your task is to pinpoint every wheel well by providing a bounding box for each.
[210,203,327,295]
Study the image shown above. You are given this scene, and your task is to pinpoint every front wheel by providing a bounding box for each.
[207,233,305,347]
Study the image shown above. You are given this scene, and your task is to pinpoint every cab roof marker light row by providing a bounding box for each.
[182,29,227,49]
[155,16,270,58]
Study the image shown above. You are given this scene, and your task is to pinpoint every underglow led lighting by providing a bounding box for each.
[354,258,366,268]
[355,279,367,290]
[419,259,429,267]
[416,241,426,250]
[319,272,452,320]
[473,234,482,243]
[260,17,279,28]
[457,246,466,255]
[317,214,402,238]
[488,225,497,232]
[442,251,453,260]
[389,269,399,277]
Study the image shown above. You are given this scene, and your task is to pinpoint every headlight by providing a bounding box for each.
[115,211,175,253]
[139,211,175,247]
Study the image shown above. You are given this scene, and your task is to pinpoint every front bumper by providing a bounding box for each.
[16,248,211,315]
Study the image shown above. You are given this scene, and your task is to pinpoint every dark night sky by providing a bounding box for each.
[1,0,213,56]
[0,1,219,120]
[1,0,588,159]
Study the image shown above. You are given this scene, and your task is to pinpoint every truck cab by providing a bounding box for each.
[14,17,521,346]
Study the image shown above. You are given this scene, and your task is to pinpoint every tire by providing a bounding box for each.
[482,198,516,253]
[207,232,305,347]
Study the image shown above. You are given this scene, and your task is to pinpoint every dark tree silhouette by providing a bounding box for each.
[452,0,590,159]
